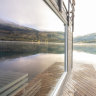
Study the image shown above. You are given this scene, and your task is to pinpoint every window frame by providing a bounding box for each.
[44,0,68,96]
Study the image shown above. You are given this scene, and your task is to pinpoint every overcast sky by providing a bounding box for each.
[0,0,64,32]
[74,0,96,37]
[0,0,95,36]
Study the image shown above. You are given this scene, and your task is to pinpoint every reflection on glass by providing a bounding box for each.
[0,0,65,96]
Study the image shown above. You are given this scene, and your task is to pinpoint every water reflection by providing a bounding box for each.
[0,41,64,59]
[0,0,65,95]
[74,45,96,54]
[0,52,64,81]
[0,41,64,79]
[73,45,96,70]
[0,42,64,96]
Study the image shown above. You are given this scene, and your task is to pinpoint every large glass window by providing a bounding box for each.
[0,0,66,96]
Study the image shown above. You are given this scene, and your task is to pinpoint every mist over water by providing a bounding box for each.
[73,45,96,70]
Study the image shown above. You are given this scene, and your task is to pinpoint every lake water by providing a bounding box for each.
[0,41,65,80]
[73,44,96,70]
[1,42,96,79]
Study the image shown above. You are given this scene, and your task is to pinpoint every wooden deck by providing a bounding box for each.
[16,62,64,96]
[62,63,96,96]
[0,71,28,96]
[35,62,64,96]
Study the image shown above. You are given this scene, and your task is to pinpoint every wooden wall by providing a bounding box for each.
[68,24,73,72]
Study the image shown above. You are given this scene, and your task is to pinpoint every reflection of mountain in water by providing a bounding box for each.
[0,19,65,43]
[0,42,64,59]
[74,45,96,55]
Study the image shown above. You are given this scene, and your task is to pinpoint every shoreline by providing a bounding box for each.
[74,43,96,46]
[0,40,64,45]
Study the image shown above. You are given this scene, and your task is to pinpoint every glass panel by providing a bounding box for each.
[0,0,65,95]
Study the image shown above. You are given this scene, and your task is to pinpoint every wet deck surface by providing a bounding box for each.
[62,63,96,96]
[0,71,28,96]
[35,62,64,96]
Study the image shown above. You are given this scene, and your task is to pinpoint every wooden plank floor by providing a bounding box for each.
[62,63,96,96]
[35,62,64,96]
[15,62,64,96]
[0,70,28,96]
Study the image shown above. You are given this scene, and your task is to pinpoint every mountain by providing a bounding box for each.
[74,33,96,43]
[0,19,38,31]
[0,19,65,43]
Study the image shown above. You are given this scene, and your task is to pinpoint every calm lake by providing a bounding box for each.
[0,41,65,80]
[1,42,96,81]
[73,44,96,70]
